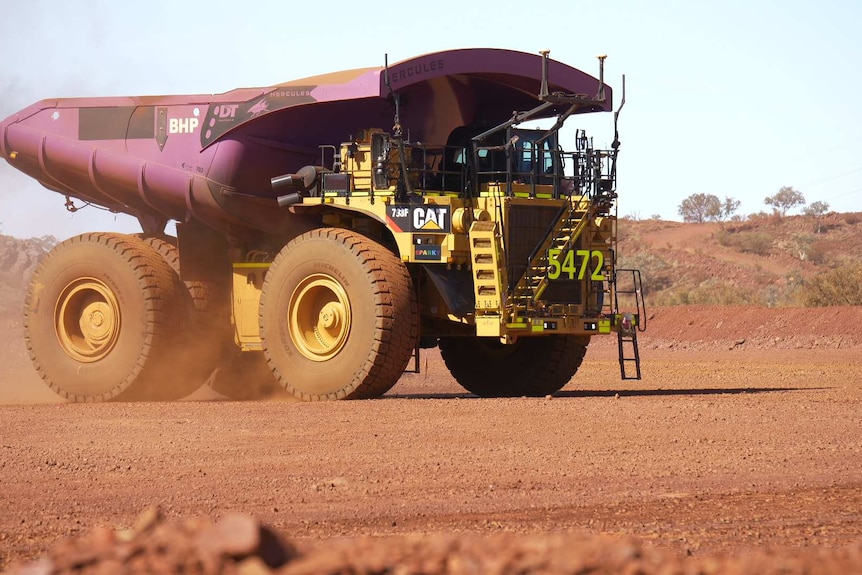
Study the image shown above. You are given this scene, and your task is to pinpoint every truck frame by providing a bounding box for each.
[0,48,645,401]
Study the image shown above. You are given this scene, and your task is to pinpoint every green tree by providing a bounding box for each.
[677,193,721,223]
[803,201,830,217]
[765,186,805,216]
[719,196,741,221]
[803,200,830,233]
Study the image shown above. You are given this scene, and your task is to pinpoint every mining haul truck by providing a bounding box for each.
[0,48,645,402]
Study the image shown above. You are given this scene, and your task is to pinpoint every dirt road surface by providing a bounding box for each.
[1,306,861,572]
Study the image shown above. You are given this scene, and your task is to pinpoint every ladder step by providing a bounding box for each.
[617,330,642,380]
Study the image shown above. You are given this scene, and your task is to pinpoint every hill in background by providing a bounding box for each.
[618,212,862,307]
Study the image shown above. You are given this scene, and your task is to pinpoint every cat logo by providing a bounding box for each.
[385,204,451,233]
[412,206,450,232]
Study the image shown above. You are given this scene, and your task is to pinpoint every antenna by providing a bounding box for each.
[613,74,626,149]
[596,54,607,102]
[539,49,550,100]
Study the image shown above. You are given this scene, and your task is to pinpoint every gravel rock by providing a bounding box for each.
[6,509,862,575]
[6,508,295,575]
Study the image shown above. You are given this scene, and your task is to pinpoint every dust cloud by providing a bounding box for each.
[0,235,56,403]
[0,315,60,405]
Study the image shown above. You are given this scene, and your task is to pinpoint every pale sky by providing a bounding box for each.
[1,0,860,239]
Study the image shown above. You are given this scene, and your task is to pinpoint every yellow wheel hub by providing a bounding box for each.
[55,278,121,362]
[289,274,351,361]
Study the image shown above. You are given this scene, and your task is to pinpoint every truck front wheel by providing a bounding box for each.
[259,228,418,400]
[438,335,590,397]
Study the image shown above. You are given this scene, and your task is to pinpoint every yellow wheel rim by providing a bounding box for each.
[288,274,351,361]
[55,278,121,362]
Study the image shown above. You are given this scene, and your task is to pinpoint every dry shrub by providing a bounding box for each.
[616,252,673,296]
[798,263,862,306]
[805,242,829,265]
[658,279,762,306]
[714,229,773,256]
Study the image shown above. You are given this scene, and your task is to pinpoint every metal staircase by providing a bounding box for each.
[509,197,592,316]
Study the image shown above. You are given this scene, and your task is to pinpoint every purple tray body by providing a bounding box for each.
[0,49,610,235]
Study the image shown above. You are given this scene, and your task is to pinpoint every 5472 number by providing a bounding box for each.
[547,249,605,281]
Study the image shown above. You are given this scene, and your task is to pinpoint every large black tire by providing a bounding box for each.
[24,233,190,401]
[259,228,418,400]
[438,335,590,397]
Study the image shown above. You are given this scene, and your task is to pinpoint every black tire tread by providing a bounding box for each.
[438,335,589,397]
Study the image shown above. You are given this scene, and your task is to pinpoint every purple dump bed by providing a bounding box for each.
[0,49,610,236]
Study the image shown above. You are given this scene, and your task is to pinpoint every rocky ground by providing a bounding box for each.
[1,305,861,573]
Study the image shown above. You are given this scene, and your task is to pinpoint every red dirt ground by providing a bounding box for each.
[1,305,861,573]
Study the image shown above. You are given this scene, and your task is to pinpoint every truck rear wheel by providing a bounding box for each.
[259,228,418,400]
[438,335,590,397]
[24,233,189,401]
